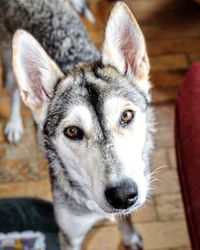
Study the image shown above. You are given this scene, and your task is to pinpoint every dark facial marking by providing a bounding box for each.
[85,82,108,141]
[43,85,74,136]
[43,63,149,181]
[79,69,124,176]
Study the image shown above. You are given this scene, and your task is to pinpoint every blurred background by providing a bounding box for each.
[1,0,200,249]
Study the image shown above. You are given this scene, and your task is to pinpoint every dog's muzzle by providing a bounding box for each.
[104,178,138,210]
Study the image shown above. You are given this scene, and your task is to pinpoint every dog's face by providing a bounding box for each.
[13,2,152,215]
[43,63,151,214]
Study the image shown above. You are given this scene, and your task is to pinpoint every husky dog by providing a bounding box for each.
[3,0,154,249]
[0,0,94,143]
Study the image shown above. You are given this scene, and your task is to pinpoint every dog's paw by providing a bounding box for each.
[122,231,143,250]
[4,117,24,143]
[124,243,143,250]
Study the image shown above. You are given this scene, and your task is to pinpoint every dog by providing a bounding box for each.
[1,0,154,249]
[0,0,94,143]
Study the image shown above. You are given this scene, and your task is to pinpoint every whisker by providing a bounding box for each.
[150,164,168,176]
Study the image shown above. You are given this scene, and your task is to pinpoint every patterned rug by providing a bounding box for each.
[0,118,49,183]
[0,231,45,250]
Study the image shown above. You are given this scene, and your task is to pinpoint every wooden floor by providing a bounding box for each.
[1,0,200,249]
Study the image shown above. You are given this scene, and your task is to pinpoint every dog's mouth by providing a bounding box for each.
[100,201,143,216]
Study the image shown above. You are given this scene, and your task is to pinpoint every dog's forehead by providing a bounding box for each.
[44,63,148,136]
[56,63,147,109]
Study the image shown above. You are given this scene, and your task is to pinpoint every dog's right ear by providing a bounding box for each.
[12,30,64,124]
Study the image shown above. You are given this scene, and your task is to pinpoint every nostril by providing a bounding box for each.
[127,192,138,204]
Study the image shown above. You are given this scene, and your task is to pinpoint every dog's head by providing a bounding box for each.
[13,2,153,215]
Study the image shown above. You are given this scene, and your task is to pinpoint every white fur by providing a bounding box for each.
[56,205,103,250]
[102,2,150,86]
[12,3,151,249]
[4,89,24,143]
[12,30,63,125]
[69,0,95,23]
[122,231,143,250]
[1,43,24,143]
[54,105,108,213]
[104,97,148,205]
[51,98,148,214]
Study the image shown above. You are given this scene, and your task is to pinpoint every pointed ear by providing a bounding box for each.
[12,30,64,123]
[102,2,150,83]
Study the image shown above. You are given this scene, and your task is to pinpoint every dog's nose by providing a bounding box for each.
[105,179,138,210]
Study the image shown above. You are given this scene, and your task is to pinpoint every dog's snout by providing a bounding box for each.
[105,179,138,210]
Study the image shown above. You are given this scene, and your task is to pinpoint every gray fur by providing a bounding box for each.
[40,62,153,249]
[44,64,148,137]
[0,0,99,143]
[0,1,154,249]
[44,63,153,199]
[0,0,100,71]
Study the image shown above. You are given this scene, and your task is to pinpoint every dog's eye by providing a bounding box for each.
[63,126,84,140]
[120,110,135,126]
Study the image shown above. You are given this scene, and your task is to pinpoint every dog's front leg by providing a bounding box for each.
[59,230,83,250]
[5,89,24,143]
[118,215,143,250]
[2,47,24,143]
[55,205,100,250]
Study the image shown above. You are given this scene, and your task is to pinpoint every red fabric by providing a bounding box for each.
[175,62,200,250]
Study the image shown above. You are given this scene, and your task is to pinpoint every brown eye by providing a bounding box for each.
[63,126,84,140]
[120,110,135,126]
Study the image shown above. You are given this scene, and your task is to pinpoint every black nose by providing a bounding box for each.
[105,179,138,210]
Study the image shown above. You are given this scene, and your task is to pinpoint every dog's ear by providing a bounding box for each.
[12,30,64,124]
[102,2,150,90]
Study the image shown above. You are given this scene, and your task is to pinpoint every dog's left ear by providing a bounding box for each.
[102,2,150,90]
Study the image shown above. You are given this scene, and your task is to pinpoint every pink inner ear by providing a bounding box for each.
[23,51,48,102]
[120,27,137,75]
